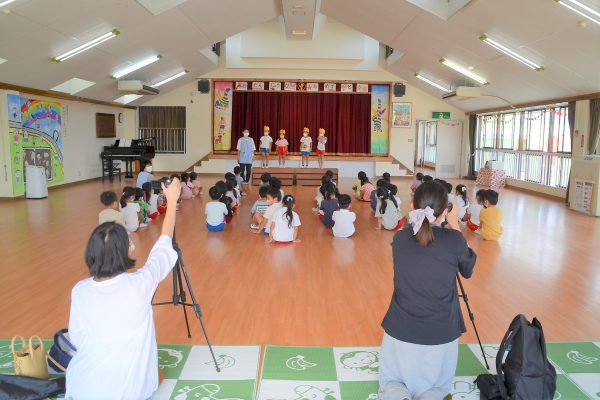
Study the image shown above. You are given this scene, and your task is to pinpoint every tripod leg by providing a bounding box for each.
[457,274,490,370]
[175,264,192,339]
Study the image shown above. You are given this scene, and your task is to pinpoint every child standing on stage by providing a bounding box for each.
[317,128,327,168]
[275,129,288,167]
[270,195,301,243]
[259,126,273,168]
[332,194,356,238]
[300,127,312,168]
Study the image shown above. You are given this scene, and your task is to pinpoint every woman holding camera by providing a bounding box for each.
[379,181,476,400]
[66,179,181,399]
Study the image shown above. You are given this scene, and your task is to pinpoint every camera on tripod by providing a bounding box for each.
[151,177,171,191]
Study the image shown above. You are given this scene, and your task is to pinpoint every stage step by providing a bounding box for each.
[375,161,409,177]
[251,167,339,186]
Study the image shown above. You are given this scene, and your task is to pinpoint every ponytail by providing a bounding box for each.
[415,218,434,246]
[456,184,468,207]
[120,186,135,208]
[377,187,389,215]
[282,195,295,228]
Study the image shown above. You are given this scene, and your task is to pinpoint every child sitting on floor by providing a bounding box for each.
[120,187,142,233]
[215,181,233,223]
[180,173,194,200]
[375,187,404,231]
[359,175,375,202]
[134,187,152,224]
[410,172,424,194]
[270,194,301,243]
[353,171,367,199]
[454,184,469,221]
[250,186,270,230]
[466,189,486,231]
[314,174,333,212]
[99,191,125,227]
[225,178,240,212]
[260,172,271,188]
[269,176,284,200]
[142,182,159,220]
[205,186,228,232]
[332,194,356,238]
[371,179,389,212]
[253,187,282,235]
[319,182,339,228]
[190,172,203,196]
[233,167,245,196]
[479,189,503,240]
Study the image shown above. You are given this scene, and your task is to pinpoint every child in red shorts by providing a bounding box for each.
[316,128,327,168]
[275,129,288,167]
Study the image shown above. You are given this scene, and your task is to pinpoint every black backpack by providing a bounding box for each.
[475,314,557,400]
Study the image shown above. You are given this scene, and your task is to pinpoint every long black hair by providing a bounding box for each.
[323,182,337,200]
[360,175,371,186]
[377,187,398,215]
[413,181,448,246]
[281,194,295,228]
[120,187,135,208]
[455,184,468,206]
[142,182,152,200]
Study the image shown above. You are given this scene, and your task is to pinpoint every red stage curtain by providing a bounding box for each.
[230,92,371,154]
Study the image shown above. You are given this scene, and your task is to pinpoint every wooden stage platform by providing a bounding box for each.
[251,167,338,186]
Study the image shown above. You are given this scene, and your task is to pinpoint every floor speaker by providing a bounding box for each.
[394,82,406,97]
[198,79,210,94]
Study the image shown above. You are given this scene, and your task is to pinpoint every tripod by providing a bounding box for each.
[152,231,221,372]
[456,274,490,370]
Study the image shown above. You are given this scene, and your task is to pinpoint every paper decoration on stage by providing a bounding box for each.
[213,81,234,151]
[370,85,390,154]
[392,102,412,128]
[306,83,319,92]
[356,83,369,93]
[252,82,265,90]
[269,82,282,91]
[234,82,247,90]
[341,84,353,93]
[284,82,297,91]
[323,83,336,92]
[7,94,64,196]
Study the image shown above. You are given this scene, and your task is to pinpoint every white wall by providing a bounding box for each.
[0,89,136,197]
[142,67,466,173]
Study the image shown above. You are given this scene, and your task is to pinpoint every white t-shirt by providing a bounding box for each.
[317,135,327,150]
[260,135,273,149]
[468,203,484,225]
[300,136,312,151]
[455,196,469,219]
[332,209,356,238]
[263,202,282,234]
[120,202,141,233]
[205,201,228,226]
[148,193,158,214]
[66,235,178,400]
[271,208,301,242]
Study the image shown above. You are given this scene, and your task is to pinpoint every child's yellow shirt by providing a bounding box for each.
[480,206,503,240]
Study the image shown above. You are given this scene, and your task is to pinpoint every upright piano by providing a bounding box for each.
[101,138,155,178]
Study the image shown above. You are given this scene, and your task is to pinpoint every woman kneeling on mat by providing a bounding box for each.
[66,179,181,399]
[379,181,476,400]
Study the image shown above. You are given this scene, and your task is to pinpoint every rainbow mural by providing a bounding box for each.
[7,94,64,196]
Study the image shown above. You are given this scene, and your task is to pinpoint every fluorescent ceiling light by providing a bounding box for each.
[0,57,7,65]
[112,54,162,79]
[114,94,143,104]
[440,57,489,85]
[52,29,120,62]
[292,29,307,35]
[0,0,17,8]
[415,73,451,92]
[556,0,600,24]
[51,78,96,94]
[153,70,188,87]
[480,34,544,71]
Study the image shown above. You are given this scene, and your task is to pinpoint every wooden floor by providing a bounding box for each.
[1,173,599,347]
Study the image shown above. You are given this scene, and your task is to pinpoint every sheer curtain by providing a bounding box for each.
[589,99,600,155]
[230,92,372,154]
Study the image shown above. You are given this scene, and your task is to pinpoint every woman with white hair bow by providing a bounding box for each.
[379,181,476,400]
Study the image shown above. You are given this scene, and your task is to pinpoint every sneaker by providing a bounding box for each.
[250,223,259,230]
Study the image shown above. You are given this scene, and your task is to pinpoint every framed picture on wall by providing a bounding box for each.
[392,102,412,128]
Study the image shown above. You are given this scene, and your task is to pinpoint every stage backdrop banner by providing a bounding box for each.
[213,81,234,151]
[7,94,64,196]
[370,84,390,154]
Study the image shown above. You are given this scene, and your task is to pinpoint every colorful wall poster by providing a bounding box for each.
[7,94,64,196]
[392,102,412,128]
[213,81,234,151]
[370,84,390,154]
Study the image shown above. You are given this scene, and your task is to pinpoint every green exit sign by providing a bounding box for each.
[432,112,451,119]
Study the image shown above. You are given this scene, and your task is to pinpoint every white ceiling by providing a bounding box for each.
[0,0,598,111]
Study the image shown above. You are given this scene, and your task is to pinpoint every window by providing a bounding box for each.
[138,106,186,154]
[473,103,571,188]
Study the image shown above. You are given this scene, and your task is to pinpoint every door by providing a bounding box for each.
[435,120,463,179]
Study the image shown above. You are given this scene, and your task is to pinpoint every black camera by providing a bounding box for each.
[151,178,171,191]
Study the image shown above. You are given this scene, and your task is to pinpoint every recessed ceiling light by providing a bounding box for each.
[153,70,188,87]
[112,54,162,79]
[415,73,451,92]
[51,78,96,94]
[480,34,544,71]
[0,0,17,8]
[292,4,305,9]
[440,57,489,85]
[2,8,11,14]
[114,94,143,104]
[52,29,120,62]
[292,29,307,35]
